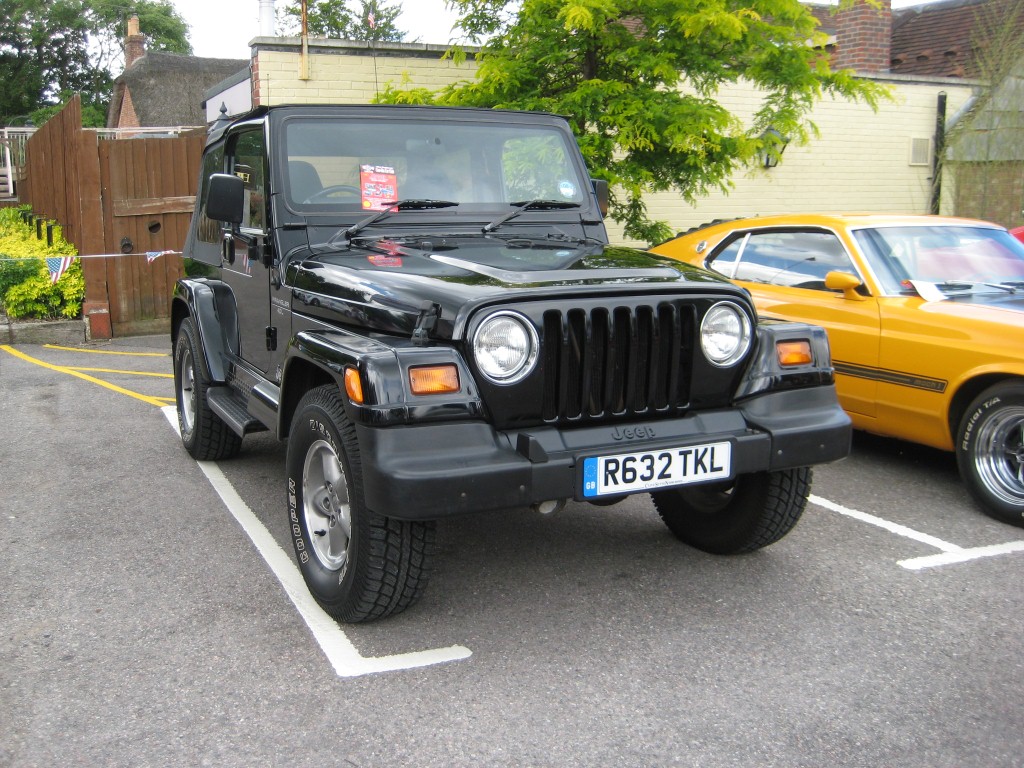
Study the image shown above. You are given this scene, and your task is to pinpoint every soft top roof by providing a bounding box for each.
[206,103,569,147]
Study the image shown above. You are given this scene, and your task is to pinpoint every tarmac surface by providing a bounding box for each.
[2,334,1022,767]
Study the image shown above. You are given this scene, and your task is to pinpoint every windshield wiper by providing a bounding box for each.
[482,199,581,234]
[986,281,1024,293]
[911,279,1017,302]
[935,280,1019,294]
[330,199,458,245]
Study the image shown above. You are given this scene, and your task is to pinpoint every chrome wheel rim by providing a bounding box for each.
[302,439,352,571]
[179,346,196,434]
[975,405,1024,506]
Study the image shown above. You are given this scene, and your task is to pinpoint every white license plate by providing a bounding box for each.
[581,441,732,498]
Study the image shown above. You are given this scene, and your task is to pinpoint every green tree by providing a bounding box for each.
[280,0,405,42]
[380,0,890,243]
[86,0,191,73]
[0,0,189,126]
[30,92,109,128]
[354,0,404,41]
[0,1,92,123]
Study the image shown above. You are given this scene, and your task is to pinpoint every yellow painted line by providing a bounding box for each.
[43,343,169,357]
[67,366,173,379]
[1,345,169,408]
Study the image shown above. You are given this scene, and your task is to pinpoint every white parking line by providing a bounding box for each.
[161,407,471,676]
[810,495,963,552]
[898,541,1024,571]
[810,494,1024,571]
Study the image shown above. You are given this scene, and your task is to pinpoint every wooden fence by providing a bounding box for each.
[20,95,205,337]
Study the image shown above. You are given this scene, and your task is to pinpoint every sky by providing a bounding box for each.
[170,0,937,60]
[169,0,463,59]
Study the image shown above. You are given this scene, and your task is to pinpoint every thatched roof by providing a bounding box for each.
[107,51,248,128]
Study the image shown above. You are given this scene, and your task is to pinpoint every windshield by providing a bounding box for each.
[283,118,589,212]
[854,225,1024,294]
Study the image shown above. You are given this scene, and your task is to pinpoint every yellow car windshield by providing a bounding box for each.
[854,225,1024,294]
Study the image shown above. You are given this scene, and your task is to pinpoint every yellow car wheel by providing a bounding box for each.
[956,382,1024,528]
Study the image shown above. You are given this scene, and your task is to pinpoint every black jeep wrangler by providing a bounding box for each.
[172,104,850,622]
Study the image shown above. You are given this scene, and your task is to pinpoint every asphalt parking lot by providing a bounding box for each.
[2,336,1023,767]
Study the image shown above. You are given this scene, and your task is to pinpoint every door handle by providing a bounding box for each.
[222,232,236,265]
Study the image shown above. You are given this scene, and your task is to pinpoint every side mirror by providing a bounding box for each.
[206,173,244,224]
[591,178,609,218]
[825,270,867,301]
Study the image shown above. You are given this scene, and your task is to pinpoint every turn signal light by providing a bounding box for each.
[777,340,813,367]
[344,367,364,404]
[409,364,460,395]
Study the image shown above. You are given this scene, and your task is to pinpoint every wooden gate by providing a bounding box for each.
[98,134,205,335]
[21,95,206,337]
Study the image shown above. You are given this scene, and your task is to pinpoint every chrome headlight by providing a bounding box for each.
[700,302,752,367]
[472,311,539,384]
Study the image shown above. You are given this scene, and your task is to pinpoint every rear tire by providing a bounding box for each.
[651,468,811,554]
[287,385,435,622]
[173,317,241,461]
[956,382,1024,527]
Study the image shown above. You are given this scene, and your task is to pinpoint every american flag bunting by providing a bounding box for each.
[46,256,76,284]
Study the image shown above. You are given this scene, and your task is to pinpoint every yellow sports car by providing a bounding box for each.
[650,214,1024,527]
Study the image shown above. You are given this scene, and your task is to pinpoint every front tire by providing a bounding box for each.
[956,383,1024,527]
[287,385,435,622]
[173,317,241,461]
[651,468,811,554]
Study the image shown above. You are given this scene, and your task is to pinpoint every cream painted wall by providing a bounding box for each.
[253,40,474,106]
[251,41,977,246]
[629,76,977,246]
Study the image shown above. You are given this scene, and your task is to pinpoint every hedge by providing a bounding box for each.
[0,206,84,320]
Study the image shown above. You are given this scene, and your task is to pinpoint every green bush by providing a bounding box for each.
[0,206,84,319]
[2,260,85,319]
[0,257,40,299]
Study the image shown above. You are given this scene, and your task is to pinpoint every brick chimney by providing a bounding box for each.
[833,0,892,73]
[125,15,145,68]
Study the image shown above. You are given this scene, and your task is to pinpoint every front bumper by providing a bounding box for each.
[356,386,851,520]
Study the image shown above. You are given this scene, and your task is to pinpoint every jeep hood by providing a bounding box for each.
[286,236,736,339]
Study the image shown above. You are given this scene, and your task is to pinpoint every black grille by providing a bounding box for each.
[541,302,695,422]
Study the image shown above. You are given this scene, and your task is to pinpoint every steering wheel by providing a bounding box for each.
[303,185,361,204]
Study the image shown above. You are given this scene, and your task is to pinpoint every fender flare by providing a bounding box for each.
[280,328,483,434]
[172,278,239,383]
[278,328,399,437]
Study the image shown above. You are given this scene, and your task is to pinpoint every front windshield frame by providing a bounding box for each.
[852,224,1024,295]
[279,115,592,216]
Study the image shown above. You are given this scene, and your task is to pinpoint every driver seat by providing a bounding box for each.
[289,160,323,202]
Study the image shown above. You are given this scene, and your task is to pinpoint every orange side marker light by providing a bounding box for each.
[344,367,365,403]
[777,340,813,367]
[409,365,460,395]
